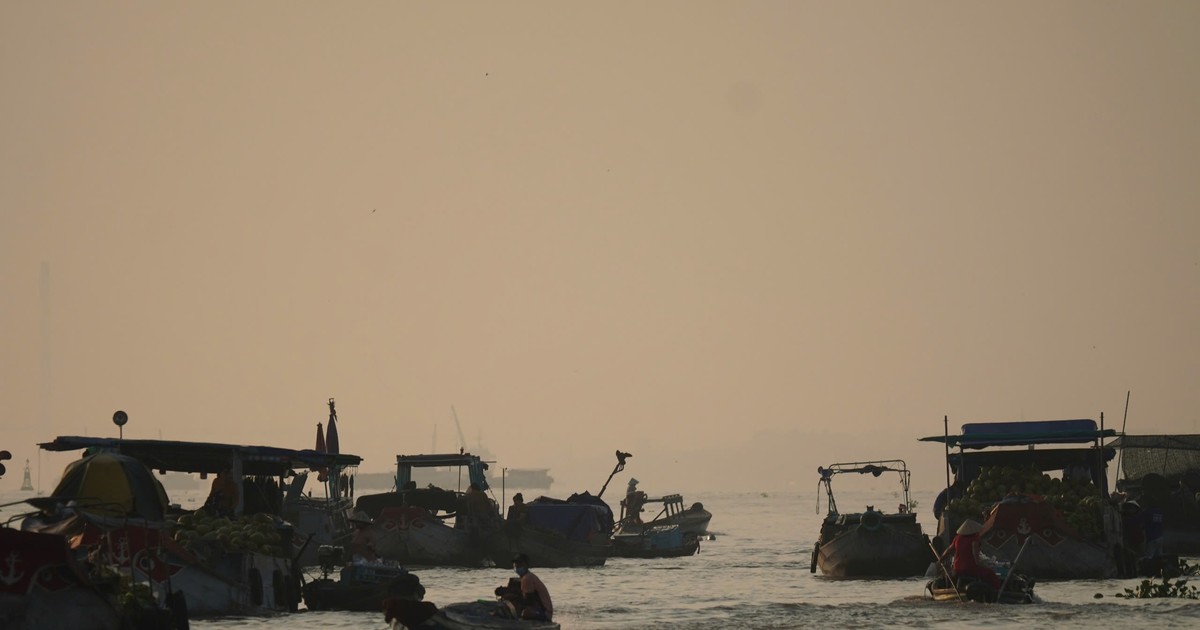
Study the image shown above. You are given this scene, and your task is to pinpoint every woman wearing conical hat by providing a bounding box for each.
[940,519,1001,590]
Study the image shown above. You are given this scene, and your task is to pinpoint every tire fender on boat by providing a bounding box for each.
[860,510,883,532]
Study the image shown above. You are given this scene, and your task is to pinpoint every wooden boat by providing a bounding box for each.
[616,490,712,539]
[611,523,699,558]
[35,426,361,615]
[925,573,1038,604]
[387,599,560,630]
[495,493,615,567]
[489,451,631,567]
[810,460,931,577]
[0,525,186,629]
[283,398,361,567]
[355,453,503,567]
[301,545,425,612]
[1110,434,1200,555]
[921,417,1125,579]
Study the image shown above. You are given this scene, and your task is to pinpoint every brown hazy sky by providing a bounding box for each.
[3,2,1198,495]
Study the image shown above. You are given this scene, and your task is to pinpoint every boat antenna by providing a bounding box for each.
[1114,390,1131,485]
[597,450,632,499]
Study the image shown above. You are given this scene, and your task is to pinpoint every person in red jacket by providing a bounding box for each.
[939,519,1001,590]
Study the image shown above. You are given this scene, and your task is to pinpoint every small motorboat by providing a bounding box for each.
[611,523,699,558]
[386,599,560,630]
[925,571,1038,604]
[302,545,425,612]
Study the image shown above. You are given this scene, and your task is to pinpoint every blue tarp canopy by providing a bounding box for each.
[919,419,1117,449]
[526,502,610,542]
[526,491,614,541]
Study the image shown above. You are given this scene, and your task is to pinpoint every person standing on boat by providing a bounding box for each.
[1141,501,1166,561]
[507,493,528,523]
[512,553,553,622]
[624,478,647,524]
[932,478,964,523]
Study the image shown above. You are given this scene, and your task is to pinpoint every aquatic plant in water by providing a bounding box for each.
[1095,559,1200,599]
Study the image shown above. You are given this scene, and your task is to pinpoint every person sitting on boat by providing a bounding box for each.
[204,468,241,517]
[938,519,1001,591]
[512,553,553,622]
[623,478,647,524]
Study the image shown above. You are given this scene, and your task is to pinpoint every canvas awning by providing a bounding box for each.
[40,436,362,476]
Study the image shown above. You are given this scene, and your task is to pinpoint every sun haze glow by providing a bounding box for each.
[2,2,1198,495]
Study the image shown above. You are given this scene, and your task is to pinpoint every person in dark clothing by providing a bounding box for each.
[507,493,528,523]
[932,479,964,522]
[1141,504,1166,560]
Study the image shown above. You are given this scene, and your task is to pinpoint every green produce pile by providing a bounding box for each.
[946,465,1107,541]
[172,510,285,556]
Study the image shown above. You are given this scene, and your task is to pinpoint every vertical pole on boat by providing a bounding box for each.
[1098,411,1107,498]
[502,467,507,516]
[943,415,950,492]
[997,537,1030,597]
[927,538,962,600]
[1114,391,1131,488]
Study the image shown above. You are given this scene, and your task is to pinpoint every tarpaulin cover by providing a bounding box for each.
[1112,434,1200,482]
[50,452,169,521]
[921,419,1112,448]
[527,492,614,542]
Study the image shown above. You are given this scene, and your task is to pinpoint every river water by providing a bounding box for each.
[4,487,1199,629]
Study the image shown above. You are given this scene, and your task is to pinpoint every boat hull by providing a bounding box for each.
[620,508,712,539]
[611,536,699,558]
[946,501,1122,579]
[415,600,560,630]
[611,524,700,558]
[925,574,1037,604]
[303,564,424,612]
[491,523,611,567]
[816,513,930,578]
[373,506,497,568]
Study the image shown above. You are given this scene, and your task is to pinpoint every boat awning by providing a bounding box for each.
[1110,435,1200,450]
[919,419,1117,449]
[395,453,491,468]
[1111,434,1200,482]
[947,447,1116,473]
[39,436,362,476]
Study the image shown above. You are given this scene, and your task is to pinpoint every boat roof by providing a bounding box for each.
[919,419,1116,448]
[818,460,909,479]
[1110,434,1200,451]
[395,453,492,468]
[947,446,1116,473]
[39,435,362,476]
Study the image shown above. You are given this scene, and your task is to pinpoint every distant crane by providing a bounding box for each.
[452,406,467,455]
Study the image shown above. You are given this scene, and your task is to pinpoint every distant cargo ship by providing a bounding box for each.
[502,468,554,490]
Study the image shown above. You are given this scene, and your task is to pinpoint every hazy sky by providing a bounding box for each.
[3,2,1198,496]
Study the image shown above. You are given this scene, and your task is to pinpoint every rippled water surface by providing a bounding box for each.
[5,488,1199,628]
